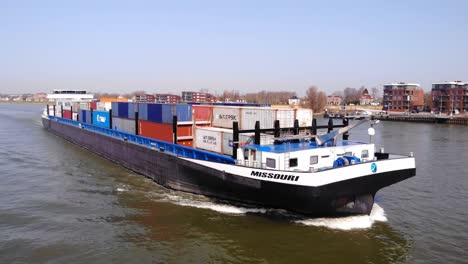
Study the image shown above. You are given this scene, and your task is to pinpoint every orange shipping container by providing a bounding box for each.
[138,121,193,143]
[192,105,212,121]
[98,97,128,103]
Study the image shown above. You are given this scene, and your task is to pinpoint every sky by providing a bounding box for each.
[1,0,467,95]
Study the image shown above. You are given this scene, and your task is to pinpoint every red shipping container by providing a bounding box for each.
[177,139,193,147]
[139,120,194,143]
[177,124,192,137]
[138,120,173,143]
[90,102,97,110]
[193,105,212,121]
[63,110,72,119]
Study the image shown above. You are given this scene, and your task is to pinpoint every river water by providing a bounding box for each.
[0,103,466,264]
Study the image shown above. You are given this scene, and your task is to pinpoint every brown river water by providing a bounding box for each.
[0,103,467,264]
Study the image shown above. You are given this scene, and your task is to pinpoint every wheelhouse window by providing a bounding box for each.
[361,150,369,159]
[289,158,298,167]
[266,158,276,168]
[310,155,318,165]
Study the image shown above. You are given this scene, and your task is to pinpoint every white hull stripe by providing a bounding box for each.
[181,157,416,187]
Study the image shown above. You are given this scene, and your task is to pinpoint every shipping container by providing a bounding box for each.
[79,109,87,123]
[192,105,212,121]
[296,109,313,127]
[63,110,72,119]
[80,102,90,110]
[117,102,129,118]
[72,112,78,121]
[194,126,274,156]
[194,127,224,153]
[128,103,137,119]
[97,102,111,111]
[138,120,173,143]
[98,97,128,103]
[212,106,241,128]
[112,117,136,134]
[177,139,193,147]
[161,104,173,124]
[72,102,80,112]
[175,104,192,122]
[92,110,111,128]
[90,102,97,110]
[240,108,276,130]
[147,103,163,123]
[275,109,295,128]
[111,102,119,116]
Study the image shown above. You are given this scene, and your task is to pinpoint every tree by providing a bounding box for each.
[371,87,381,99]
[305,86,327,113]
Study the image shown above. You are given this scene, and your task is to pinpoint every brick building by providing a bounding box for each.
[382,83,424,112]
[182,91,216,103]
[431,81,468,114]
[154,94,181,104]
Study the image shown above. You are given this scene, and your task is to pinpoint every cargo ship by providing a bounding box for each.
[41,90,416,217]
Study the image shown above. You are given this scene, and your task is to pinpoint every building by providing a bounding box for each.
[327,95,343,105]
[134,94,156,103]
[359,89,374,105]
[431,81,468,114]
[32,93,48,102]
[382,83,424,112]
[154,94,181,104]
[288,96,301,106]
[182,91,216,103]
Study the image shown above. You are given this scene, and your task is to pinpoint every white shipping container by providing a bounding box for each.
[97,102,112,111]
[80,102,90,110]
[296,109,313,127]
[240,108,275,130]
[275,109,295,128]
[111,117,136,134]
[72,113,78,121]
[194,127,223,153]
[212,107,241,128]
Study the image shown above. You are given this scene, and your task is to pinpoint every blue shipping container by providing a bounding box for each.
[176,104,192,122]
[138,103,148,121]
[147,103,163,123]
[86,110,92,124]
[111,102,119,117]
[92,110,111,128]
[79,109,87,123]
[117,102,129,118]
[161,104,174,124]
[128,103,137,119]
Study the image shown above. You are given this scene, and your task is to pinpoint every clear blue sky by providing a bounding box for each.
[1,0,467,95]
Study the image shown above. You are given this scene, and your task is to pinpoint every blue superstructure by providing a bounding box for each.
[241,140,366,153]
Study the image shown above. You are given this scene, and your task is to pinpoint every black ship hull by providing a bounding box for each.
[42,117,415,217]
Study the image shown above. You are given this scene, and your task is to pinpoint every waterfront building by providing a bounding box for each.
[327,95,343,105]
[154,94,181,104]
[134,94,156,103]
[431,81,468,114]
[382,83,424,112]
[182,91,216,103]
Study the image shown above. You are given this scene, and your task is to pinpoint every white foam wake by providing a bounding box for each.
[159,193,267,214]
[295,203,387,230]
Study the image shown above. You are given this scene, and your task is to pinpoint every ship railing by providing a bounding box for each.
[50,116,235,164]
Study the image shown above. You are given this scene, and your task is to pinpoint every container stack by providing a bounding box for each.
[111,102,137,134]
[137,103,194,146]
